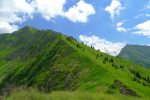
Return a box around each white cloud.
[133,20,150,37]
[65,0,95,23]
[0,0,95,33]
[32,0,95,22]
[116,27,126,33]
[0,21,19,33]
[33,0,66,20]
[79,35,125,56]
[0,0,34,22]
[105,0,123,19]
[134,14,150,19]
[116,22,127,32]
[0,0,34,33]
[33,0,95,23]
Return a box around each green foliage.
[130,69,150,87]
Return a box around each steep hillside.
[119,44,150,68]
[0,26,150,99]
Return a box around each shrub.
[96,54,99,59]
[110,58,114,63]
[143,82,146,86]
[135,72,141,79]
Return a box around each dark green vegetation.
[0,26,150,99]
[119,44,150,68]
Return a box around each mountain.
[119,44,150,68]
[0,26,150,99]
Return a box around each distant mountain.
[119,44,150,68]
[0,26,150,99]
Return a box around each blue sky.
[0,0,150,56]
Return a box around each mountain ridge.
[0,26,150,99]
[119,44,150,68]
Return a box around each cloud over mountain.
[79,35,125,56]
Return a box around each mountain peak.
[22,26,34,29]
[13,26,38,34]
[20,26,38,31]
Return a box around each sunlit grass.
[5,88,146,100]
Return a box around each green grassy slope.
[0,26,150,99]
[119,44,150,68]
[5,88,144,100]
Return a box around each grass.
[5,88,145,100]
